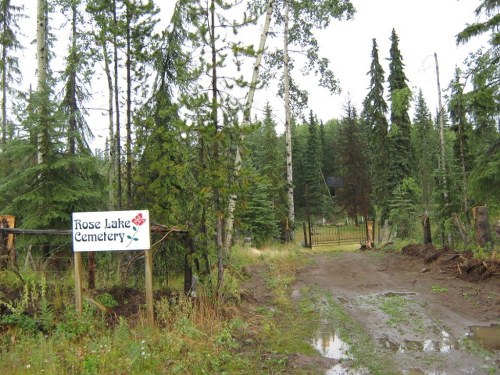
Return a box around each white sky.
[297,0,487,123]
[17,0,487,148]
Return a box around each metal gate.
[303,222,371,247]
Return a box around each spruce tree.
[0,0,104,238]
[303,110,324,216]
[362,38,390,220]
[59,0,94,155]
[448,68,473,223]
[336,101,371,225]
[412,89,437,208]
[388,28,413,191]
[0,0,24,146]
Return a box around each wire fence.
[0,226,194,292]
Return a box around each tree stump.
[422,215,432,245]
[472,206,492,247]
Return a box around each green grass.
[431,285,449,293]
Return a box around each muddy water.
[312,330,351,360]
[311,329,370,374]
[379,329,459,354]
[469,324,500,351]
[310,298,500,375]
[296,252,500,374]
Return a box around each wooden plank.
[144,249,154,327]
[74,252,84,314]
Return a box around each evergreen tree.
[291,118,307,212]
[388,177,420,239]
[336,101,371,225]
[133,0,194,225]
[456,0,499,48]
[388,28,412,190]
[250,104,287,217]
[303,110,324,215]
[412,89,437,208]
[238,162,280,247]
[0,0,24,145]
[124,0,159,208]
[448,68,473,222]
[362,38,390,220]
[59,0,94,155]
[0,0,104,238]
[464,50,499,157]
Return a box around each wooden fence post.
[74,252,84,314]
[367,220,374,248]
[303,223,308,248]
[144,248,154,327]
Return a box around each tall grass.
[0,241,311,374]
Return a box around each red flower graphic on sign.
[132,213,146,226]
[127,213,147,247]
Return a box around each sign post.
[72,210,152,325]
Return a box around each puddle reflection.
[380,329,458,354]
[312,331,351,360]
[326,364,370,374]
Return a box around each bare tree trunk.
[125,5,132,208]
[284,1,294,239]
[1,1,7,146]
[422,214,432,245]
[208,0,224,298]
[36,0,48,165]
[456,116,470,226]
[113,0,122,209]
[223,0,274,250]
[68,3,77,155]
[100,26,115,209]
[434,53,450,243]
[452,212,468,246]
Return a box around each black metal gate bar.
[308,223,368,246]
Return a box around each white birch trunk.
[284,1,295,233]
[223,0,275,250]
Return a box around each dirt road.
[293,251,500,374]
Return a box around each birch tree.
[225,0,354,247]
[272,0,355,237]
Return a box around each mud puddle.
[468,324,500,351]
[295,252,500,374]
[312,328,370,374]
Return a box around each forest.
[0,0,498,373]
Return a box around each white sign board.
[72,210,150,252]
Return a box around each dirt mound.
[401,244,500,282]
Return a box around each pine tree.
[388,29,412,191]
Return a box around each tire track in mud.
[293,251,500,375]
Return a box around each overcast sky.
[19,0,487,147]
[273,0,487,126]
